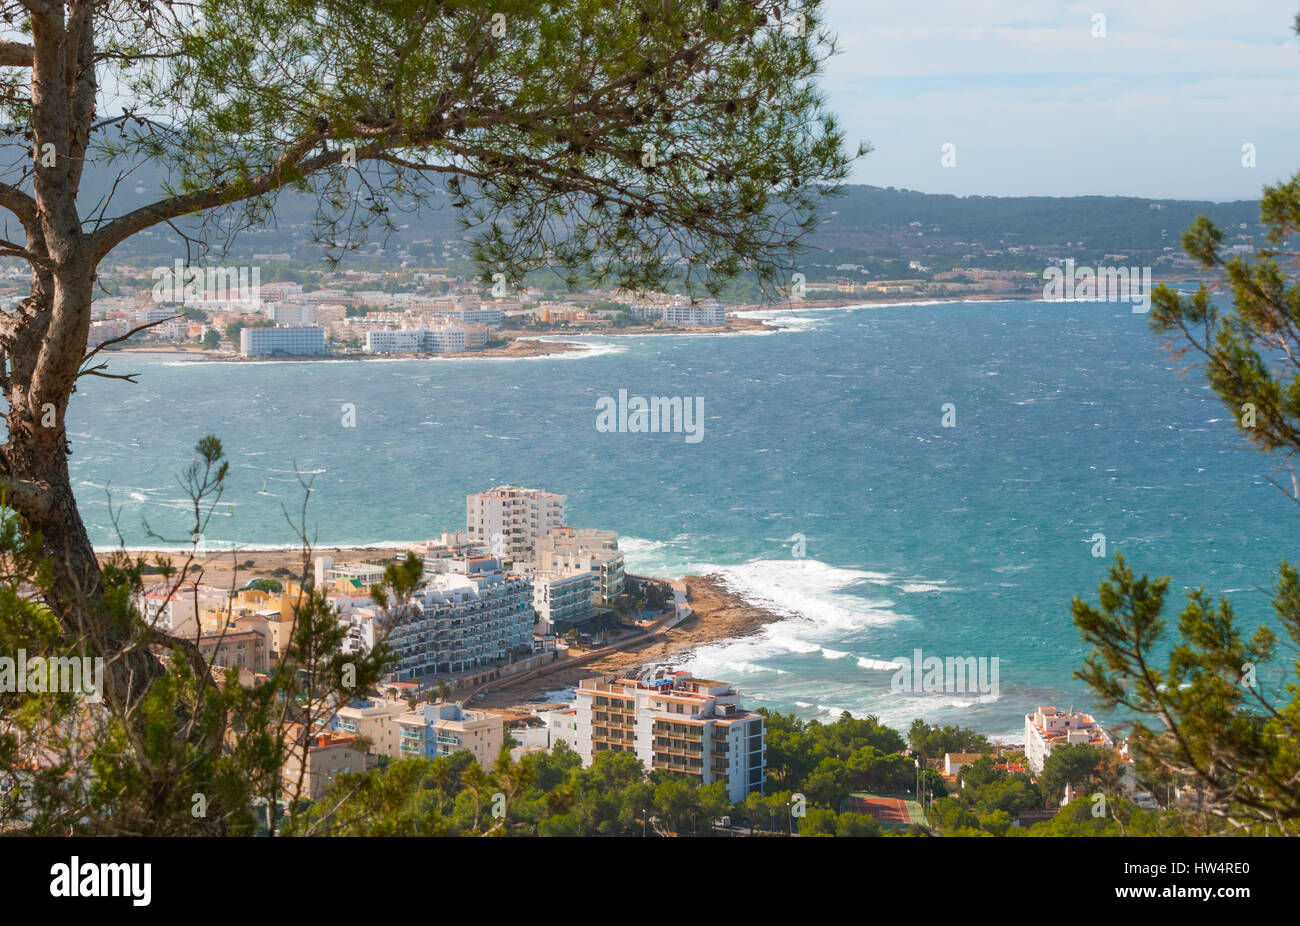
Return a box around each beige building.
[398,703,504,767]
[333,697,410,757]
[193,628,269,675]
[282,729,366,802]
[535,526,625,602]
[334,698,504,767]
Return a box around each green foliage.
[0,437,402,834]
[245,578,283,594]
[907,719,992,760]
[1074,72,1300,830]
[760,709,906,786]
[78,0,863,295]
[1072,555,1300,833]
[1038,745,1111,807]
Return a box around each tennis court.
[846,792,928,829]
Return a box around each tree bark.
[4,270,162,713]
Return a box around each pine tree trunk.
[4,269,162,712]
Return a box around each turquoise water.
[69,300,1292,738]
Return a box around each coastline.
[102,293,1035,363]
[113,336,584,361]
[474,574,782,716]
[107,546,783,716]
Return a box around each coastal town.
[113,483,1192,836]
[0,1,1288,907]
[0,251,1066,363]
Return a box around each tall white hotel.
[466,485,567,565]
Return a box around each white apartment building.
[1024,705,1114,775]
[364,325,469,354]
[466,485,567,564]
[88,319,130,347]
[338,557,533,683]
[447,307,502,329]
[135,305,176,325]
[535,526,625,601]
[364,327,427,354]
[628,296,725,326]
[538,708,580,751]
[533,570,596,635]
[574,670,766,803]
[240,325,327,356]
[661,299,725,326]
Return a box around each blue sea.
[69,299,1293,739]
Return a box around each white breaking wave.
[707,558,908,633]
[671,558,922,682]
[899,581,958,593]
[857,657,904,671]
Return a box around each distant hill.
[810,186,1260,254]
[60,162,1262,269]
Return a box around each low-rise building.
[628,295,725,326]
[314,557,387,590]
[334,698,503,766]
[192,628,269,675]
[943,752,987,777]
[139,583,229,637]
[364,325,473,354]
[396,702,504,766]
[539,708,580,751]
[333,697,410,757]
[415,532,490,574]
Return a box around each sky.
[822,0,1300,200]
